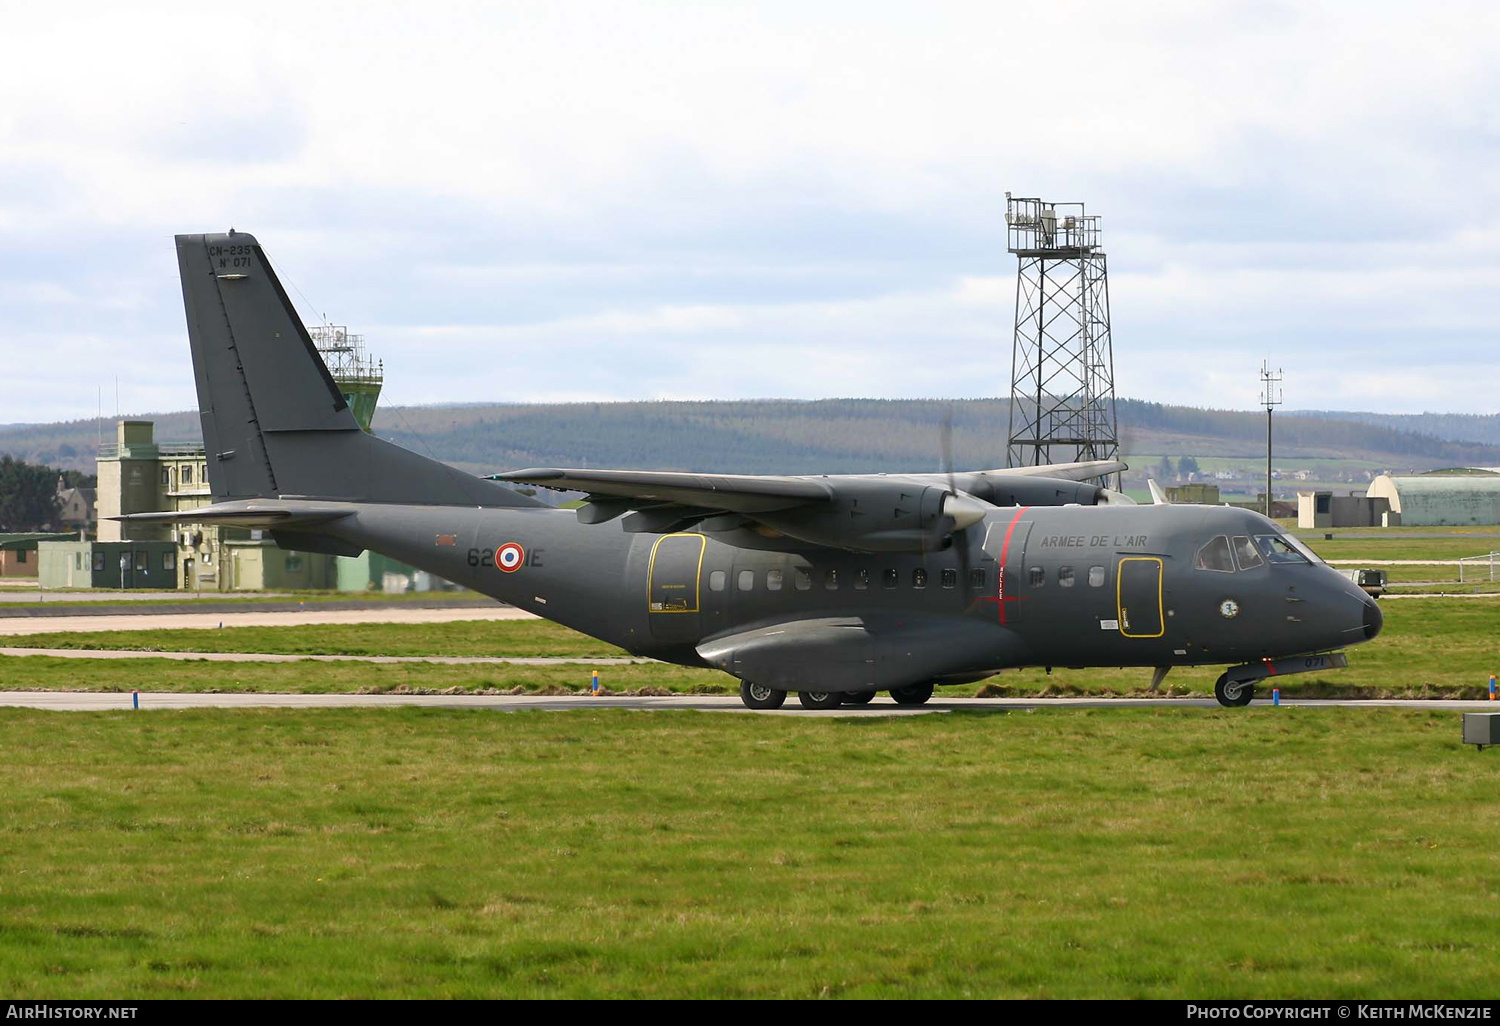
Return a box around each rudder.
[176,231,536,509]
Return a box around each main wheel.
[889,682,935,706]
[797,690,844,709]
[740,681,787,710]
[1214,673,1255,708]
[842,691,876,706]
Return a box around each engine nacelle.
[749,481,987,552]
[963,475,1106,508]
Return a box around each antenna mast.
[1259,360,1284,518]
[1004,193,1119,474]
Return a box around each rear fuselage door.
[1117,556,1164,638]
[648,533,706,641]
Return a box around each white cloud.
[2,1,1499,424]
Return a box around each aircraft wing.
[978,459,1127,482]
[491,468,831,515]
[492,464,1118,552]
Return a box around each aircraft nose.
[1362,595,1383,641]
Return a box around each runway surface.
[1,692,1494,716]
[0,605,538,636]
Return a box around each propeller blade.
[941,407,974,591]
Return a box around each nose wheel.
[1214,673,1255,708]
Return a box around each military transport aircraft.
[119,232,1383,710]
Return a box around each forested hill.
[1289,409,1500,448]
[6,399,1500,478]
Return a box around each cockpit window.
[1254,534,1311,565]
[1193,535,1235,573]
[1232,536,1263,571]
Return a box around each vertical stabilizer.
[175,232,538,508]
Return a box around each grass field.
[2,598,1495,698]
[4,620,624,658]
[0,589,489,610]
[0,707,1495,998]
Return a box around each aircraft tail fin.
[175,232,538,508]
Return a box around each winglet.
[1147,479,1171,505]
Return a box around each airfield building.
[41,327,436,592]
[1365,473,1500,527]
[0,533,75,578]
[1296,490,1395,529]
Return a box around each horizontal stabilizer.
[111,498,355,530]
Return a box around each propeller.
[940,409,982,592]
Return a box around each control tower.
[1004,194,1119,470]
[310,325,384,433]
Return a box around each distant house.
[55,477,96,531]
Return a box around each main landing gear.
[739,681,787,709]
[889,682,935,706]
[735,682,937,710]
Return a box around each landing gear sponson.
[1213,651,1349,708]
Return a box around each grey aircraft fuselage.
[137,230,1383,709]
[322,499,1381,692]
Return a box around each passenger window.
[1193,535,1235,573]
[824,569,839,590]
[1232,536,1263,571]
[882,568,899,589]
[969,567,986,590]
[854,569,869,590]
[766,569,783,591]
[941,568,957,589]
[1028,566,1045,587]
[709,570,726,592]
[737,570,755,591]
[1058,566,1075,588]
[912,568,927,589]
[1088,565,1105,588]
[794,567,812,591]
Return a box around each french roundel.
[496,542,525,573]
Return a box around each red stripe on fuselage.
[997,506,1030,625]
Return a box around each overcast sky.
[3,1,1498,425]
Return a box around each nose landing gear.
[1212,651,1350,707]
[1214,673,1255,708]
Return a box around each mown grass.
[0,589,489,610]
[4,620,622,658]
[0,657,721,696]
[1,598,1495,699]
[1301,537,1500,561]
[0,707,1495,998]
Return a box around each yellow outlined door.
[648,534,706,641]
[1117,557,1164,638]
